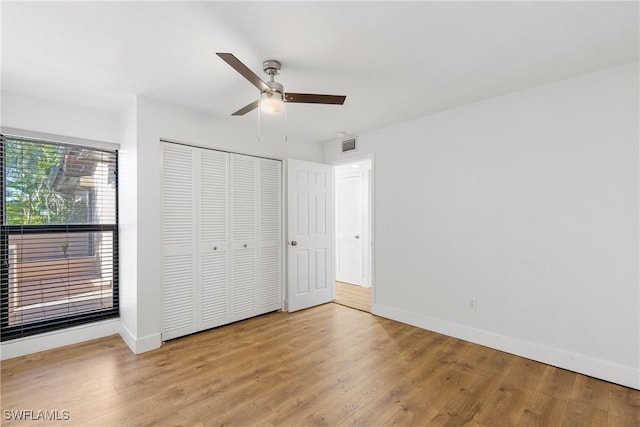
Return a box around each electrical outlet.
[469,297,478,310]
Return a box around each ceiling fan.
[216,52,346,116]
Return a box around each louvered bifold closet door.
[199,149,230,330]
[162,145,282,339]
[230,154,259,321]
[258,159,282,312]
[161,143,197,340]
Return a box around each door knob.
[291,241,298,246]
[354,235,360,239]
[243,244,247,248]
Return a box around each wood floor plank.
[535,366,577,401]
[474,385,533,426]
[517,391,569,426]
[609,383,640,423]
[1,303,638,427]
[562,399,608,427]
[501,357,547,393]
[570,374,611,411]
[265,330,393,424]
[426,372,502,426]
[385,368,482,426]
[609,412,640,427]
[450,344,515,380]
[299,361,408,426]
[337,374,426,426]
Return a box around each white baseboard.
[0,319,120,360]
[119,323,161,354]
[372,303,639,390]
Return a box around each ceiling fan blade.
[232,100,259,116]
[285,93,346,105]
[216,52,270,92]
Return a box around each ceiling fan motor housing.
[263,59,281,76]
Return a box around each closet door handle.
[243,244,247,248]
[213,246,217,251]
[354,235,360,239]
[291,241,298,246]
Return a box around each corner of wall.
[119,322,161,355]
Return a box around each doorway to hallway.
[333,158,373,313]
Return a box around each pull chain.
[284,101,288,143]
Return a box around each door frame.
[331,154,375,307]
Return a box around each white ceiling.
[2,1,638,144]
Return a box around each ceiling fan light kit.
[260,91,284,114]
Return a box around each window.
[1,133,119,340]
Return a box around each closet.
[161,142,282,340]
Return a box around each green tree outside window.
[5,140,88,225]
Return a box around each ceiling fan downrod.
[262,59,284,97]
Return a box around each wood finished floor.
[1,303,639,426]
[334,281,371,312]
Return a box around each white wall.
[1,91,120,143]
[324,61,640,389]
[117,97,140,351]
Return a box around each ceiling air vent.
[341,137,357,153]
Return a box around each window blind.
[1,134,119,340]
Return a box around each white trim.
[372,303,640,390]
[0,318,120,360]
[159,137,281,162]
[283,159,290,312]
[119,322,138,354]
[119,323,161,354]
[133,333,162,354]
[281,160,287,313]
[1,127,120,151]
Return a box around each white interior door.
[335,173,364,285]
[287,159,334,312]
